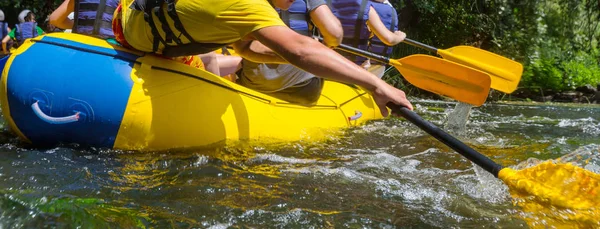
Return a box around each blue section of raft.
[5,36,138,147]
[0,55,8,74]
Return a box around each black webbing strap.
[280,1,311,36]
[342,37,368,46]
[354,0,368,50]
[15,24,22,42]
[383,9,397,55]
[142,0,167,52]
[93,0,108,35]
[165,0,195,43]
[280,10,291,27]
[73,0,81,33]
[290,14,310,22]
[155,3,177,44]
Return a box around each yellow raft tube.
[0,33,383,151]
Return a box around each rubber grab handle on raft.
[348,111,363,121]
[387,103,504,177]
[32,101,80,124]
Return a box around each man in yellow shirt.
[115,0,412,116]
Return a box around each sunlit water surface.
[0,100,598,228]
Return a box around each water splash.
[558,118,600,136]
[445,102,473,135]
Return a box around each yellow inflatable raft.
[0,33,383,151]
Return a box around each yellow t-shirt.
[120,0,286,53]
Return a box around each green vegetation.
[388,0,600,93]
[0,190,149,228]
[0,0,63,28]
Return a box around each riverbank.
[497,83,600,104]
[401,83,600,105]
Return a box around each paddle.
[334,43,491,106]
[387,103,502,175]
[403,38,523,93]
[387,103,600,216]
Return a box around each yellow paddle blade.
[391,55,491,106]
[499,162,600,227]
[438,46,523,93]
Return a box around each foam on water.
[558,117,600,136]
[273,145,517,226]
[247,154,321,165]
[206,223,231,229]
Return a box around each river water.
[0,100,598,228]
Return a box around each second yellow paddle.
[403,38,523,93]
[335,43,491,106]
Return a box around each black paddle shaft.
[387,103,504,177]
[333,43,391,64]
[402,38,438,53]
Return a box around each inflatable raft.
[0,33,383,151]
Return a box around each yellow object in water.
[0,33,383,151]
[499,161,600,227]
